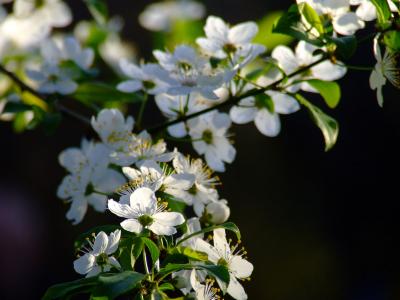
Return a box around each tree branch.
[147,55,328,133]
[0,64,91,125]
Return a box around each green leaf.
[176,222,241,246]
[328,35,357,60]
[273,4,324,46]
[253,11,294,50]
[158,192,187,213]
[92,271,145,299]
[158,283,175,291]
[74,225,121,251]
[84,0,108,25]
[370,0,391,26]
[383,30,400,51]
[73,82,143,106]
[42,277,97,300]
[142,237,160,265]
[296,94,339,151]
[168,246,208,261]
[159,264,230,286]
[3,102,32,113]
[306,79,341,108]
[298,2,324,34]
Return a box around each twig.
[147,56,328,133]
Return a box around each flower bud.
[206,199,230,224]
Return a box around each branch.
[0,64,91,125]
[147,55,328,133]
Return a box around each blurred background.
[1,0,400,299]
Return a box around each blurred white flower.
[57,139,126,224]
[26,64,78,95]
[297,0,364,35]
[197,16,263,60]
[117,59,170,95]
[74,230,121,277]
[188,111,236,172]
[139,0,205,32]
[350,0,398,22]
[108,187,185,235]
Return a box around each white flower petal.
[153,212,185,227]
[121,219,143,233]
[130,187,157,215]
[148,223,176,236]
[270,93,300,114]
[92,231,109,255]
[230,105,257,124]
[254,109,281,137]
[229,256,254,279]
[106,230,121,255]
[108,199,137,219]
[117,80,143,93]
[333,12,364,36]
[228,22,258,45]
[73,253,95,275]
[227,275,248,300]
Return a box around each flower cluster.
[1,0,400,299]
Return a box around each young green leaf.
[370,0,392,26]
[296,94,339,151]
[168,246,208,261]
[92,271,145,299]
[42,277,97,300]
[142,237,160,265]
[84,0,109,25]
[298,2,324,34]
[328,35,357,60]
[306,79,341,108]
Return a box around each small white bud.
[206,199,230,224]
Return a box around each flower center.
[96,253,109,266]
[202,129,213,144]
[223,43,237,54]
[188,184,197,195]
[217,257,228,267]
[138,214,154,227]
[178,61,192,72]
[143,80,156,90]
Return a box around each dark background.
[1,1,400,299]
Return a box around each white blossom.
[57,139,125,224]
[120,159,195,204]
[205,199,230,224]
[74,230,121,277]
[117,59,170,95]
[139,0,205,32]
[195,229,253,300]
[188,111,236,172]
[108,187,185,235]
[297,0,364,35]
[369,36,400,107]
[230,91,300,137]
[173,153,219,216]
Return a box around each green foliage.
[253,11,294,50]
[296,94,339,151]
[370,0,392,27]
[327,35,357,60]
[84,0,109,25]
[142,237,160,266]
[42,277,98,300]
[273,4,324,46]
[306,79,341,108]
[92,272,146,299]
[383,30,400,51]
[168,246,208,261]
[2,101,32,113]
[297,2,324,35]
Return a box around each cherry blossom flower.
[74,230,121,277]
[108,187,185,235]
